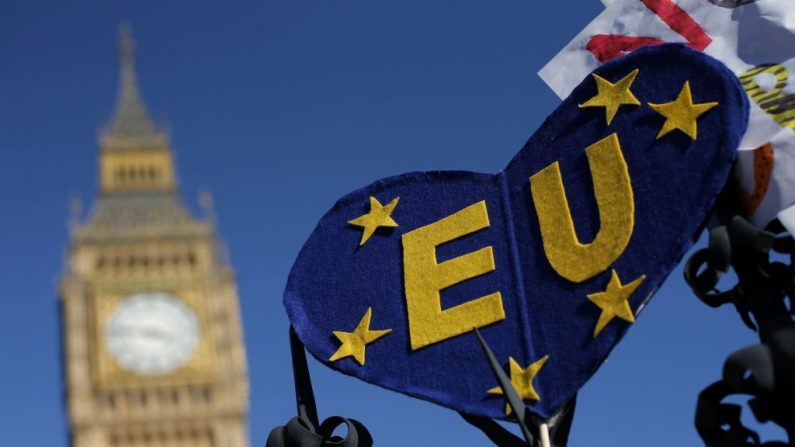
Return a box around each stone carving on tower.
[60,24,249,447]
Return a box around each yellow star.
[649,81,718,140]
[579,69,641,125]
[348,196,399,246]
[329,307,392,366]
[487,355,549,415]
[587,270,646,337]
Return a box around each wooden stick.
[539,422,551,447]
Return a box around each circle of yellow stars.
[332,70,714,415]
[329,197,401,367]
[580,69,719,140]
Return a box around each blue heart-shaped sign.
[284,44,749,419]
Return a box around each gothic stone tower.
[60,25,249,447]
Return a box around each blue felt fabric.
[283,44,749,420]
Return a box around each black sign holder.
[265,326,575,447]
[265,328,373,447]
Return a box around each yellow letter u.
[529,133,634,283]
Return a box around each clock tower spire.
[103,23,164,146]
[97,24,176,194]
[60,24,250,447]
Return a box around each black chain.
[684,213,795,446]
[265,328,374,447]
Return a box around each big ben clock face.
[104,292,200,376]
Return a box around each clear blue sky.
[0,0,776,445]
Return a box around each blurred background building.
[58,25,249,447]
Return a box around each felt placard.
[284,44,749,420]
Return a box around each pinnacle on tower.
[100,22,168,150]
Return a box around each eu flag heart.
[283,44,749,420]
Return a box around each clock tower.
[60,25,249,447]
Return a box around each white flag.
[539,0,795,230]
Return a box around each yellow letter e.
[402,200,505,351]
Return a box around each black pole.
[265,327,373,447]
